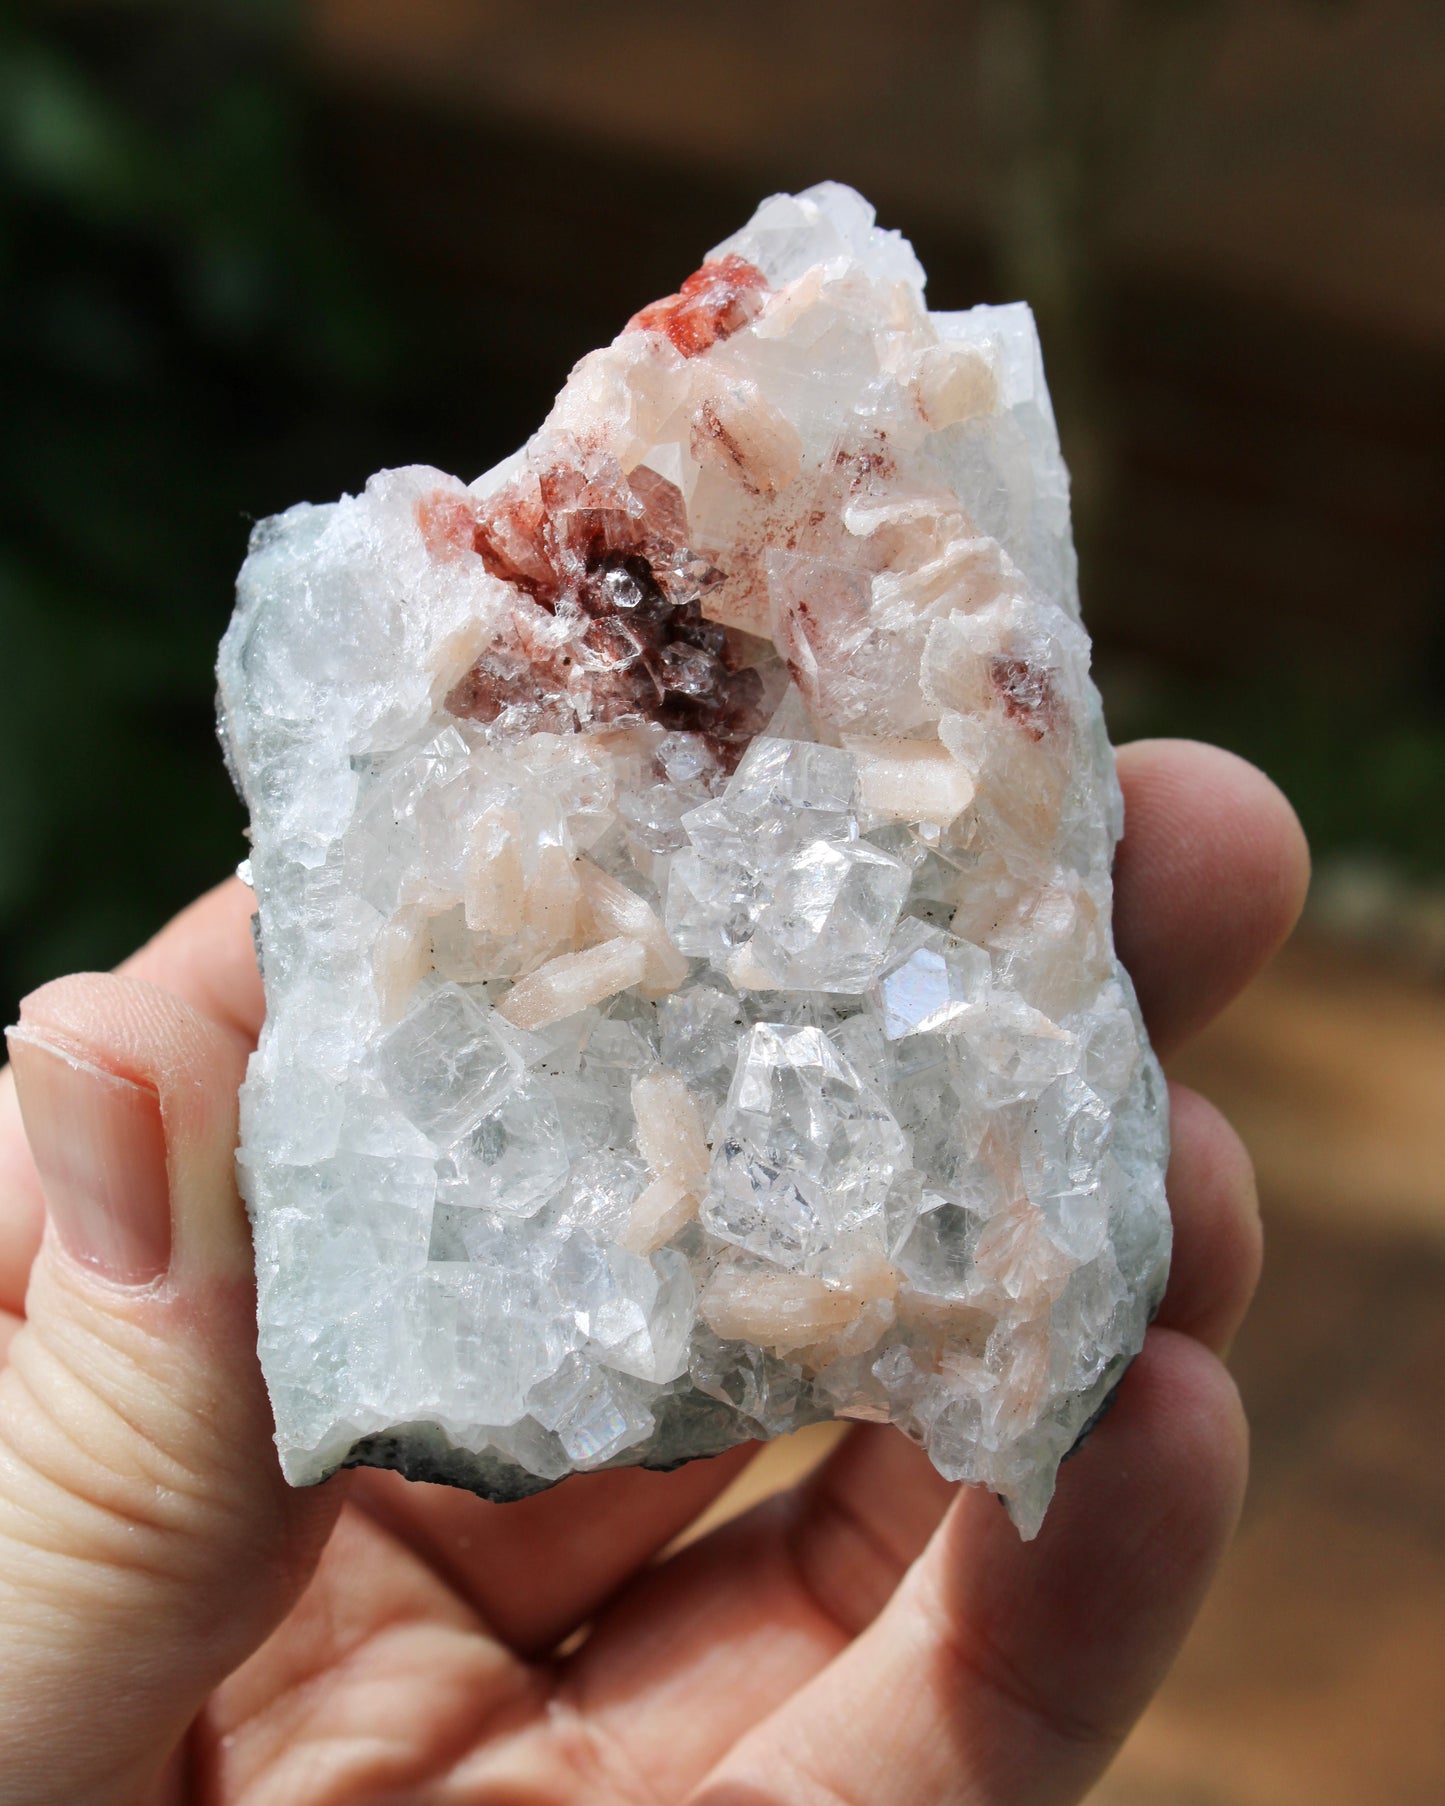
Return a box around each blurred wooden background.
[1095,942,1445,1805]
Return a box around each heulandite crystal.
[218,183,1170,1537]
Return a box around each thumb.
[1,974,342,1806]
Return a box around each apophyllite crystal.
[218,183,1170,1537]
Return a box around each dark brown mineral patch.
[990,655,1062,741]
[422,453,772,764]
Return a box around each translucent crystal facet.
[219,182,1170,1537]
[706,1023,909,1273]
[871,920,992,1039]
[378,983,529,1142]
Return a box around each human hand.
[0,739,1308,1806]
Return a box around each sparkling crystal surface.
[218,183,1171,1536]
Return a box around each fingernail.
[5,1028,171,1285]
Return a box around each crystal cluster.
[218,184,1170,1536]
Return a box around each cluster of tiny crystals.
[218,184,1170,1537]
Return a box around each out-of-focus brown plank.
[1093,1237,1445,1805]
[310,0,1445,352]
[1092,940,1445,1804]
[1169,937,1445,1244]
[1222,1208,1441,1507]
[1094,1454,1445,1806]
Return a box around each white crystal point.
[218,183,1170,1537]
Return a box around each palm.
[0,741,1306,1805]
[198,1435,936,1800]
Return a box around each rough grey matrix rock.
[218,183,1170,1537]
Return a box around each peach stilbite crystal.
[218,183,1170,1535]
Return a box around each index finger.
[1114,738,1310,1055]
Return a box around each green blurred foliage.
[1116,673,1445,885]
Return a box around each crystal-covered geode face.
[218,183,1170,1538]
